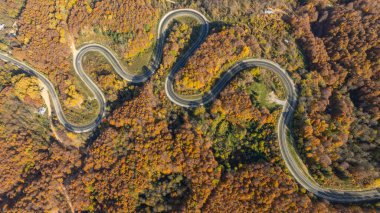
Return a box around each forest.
[290,0,379,188]
[0,0,379,212]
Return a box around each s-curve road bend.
[0,9,379,203]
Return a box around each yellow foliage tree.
[64,84,84,108]
[12,75,41,101]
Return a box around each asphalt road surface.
[0,9,379,203]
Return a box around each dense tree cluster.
[74,82,221,211]
[172,1,304,96]
[0,68,82,211]
[203,163,374,212]
[68,0,158,60]
[82,52,129,102]
[207,69,283,170]
[204,163,314,212]
[162,21,193,69]
[0,0,25,19]
[174,26,258,95]
[291,0,379,186]
[9,0,94,124]
[5,0,159,124]
[136,173,189,212]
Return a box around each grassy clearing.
[258,69,287,99]
[244,68,286,111]
[75,27,154,75]
[321,174,370,191]
[248,81,277,110]
[176,16,199,26]
[61,92,100,127]
[62,100,100,126]
[125,44,155,74]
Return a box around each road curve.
[0,9,379,203]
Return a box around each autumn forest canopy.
[0,0,379,212]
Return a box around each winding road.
[0,9,379,203]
